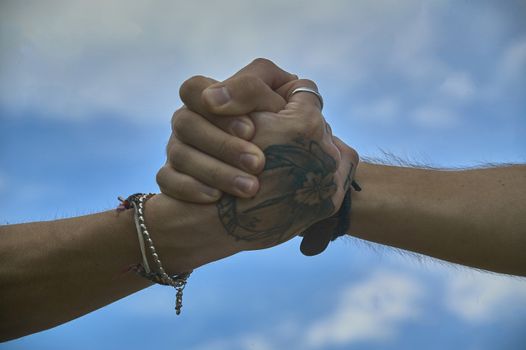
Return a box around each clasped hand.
[147,59,358,273]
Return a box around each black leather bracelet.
[299,180,361,256]
[331,180,362,241]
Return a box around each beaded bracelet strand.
[117,193,191,315]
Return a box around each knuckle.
[179,75,208,101]
[156,166,169,188]
[171,113,183,132]
[169,146,188,170]
[170,106,186,130]
[156,166,181,198]
[181,75,208,90]
[251,57,275,69]
[171,110,193,136]
[165,134,175,157]
[170,110,179,130]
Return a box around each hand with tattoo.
[157,58,359,251]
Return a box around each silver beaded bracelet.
[118,193,191,315]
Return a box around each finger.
[277,79,323,111]
[179,77,256,140]
[202,74,287,115]
[229,58,298,90]
[180,58,298,137]
[157,164,222,203]
[168,139,260,197]
[173,107,265,174]
[200,58,297,114]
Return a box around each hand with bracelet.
[158,58,360,255]
[0,59,358,340]
[161,59,526,279]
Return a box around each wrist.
[348,163,446,250]
[348,163,413,242]
[142,193,242,273]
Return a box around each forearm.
[0,193,246,341]
[0,209,149,340]
[350,163,526,276]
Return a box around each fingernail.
[201,185,222,199]
[240,153,260,172]
[234,176,256,194]
[231,120,252,139]
[203,86,231,107]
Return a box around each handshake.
[1,59,363,339]
[4,58,523,341]
[143,58,360,279]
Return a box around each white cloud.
[389,2,448,84]
[353,97,400,125]
[189,269,425,350]
[445,270,526,323]
[305,271,424,348]
[0,0,459,123]
[480,37,526,102]
[439,72,476,101]
[0,0,276,122]
[499,38,526,83]
[411,105,460,129]
[193,333,275,350]
[188,266,526,350]
[0,0,522,142]
[236,335,274,350]
[192,334,276,350]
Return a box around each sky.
[1,0,525,349]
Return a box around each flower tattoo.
[217,138,337,246]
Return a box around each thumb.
[201,58,298,115]
[202,75,287,115]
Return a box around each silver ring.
[288,87,324,110]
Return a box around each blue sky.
[1,1,525,349]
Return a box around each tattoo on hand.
[217,137,337,246]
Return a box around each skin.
[351,163,526,276]
[0,59,358,340]
[160,59,526,277]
